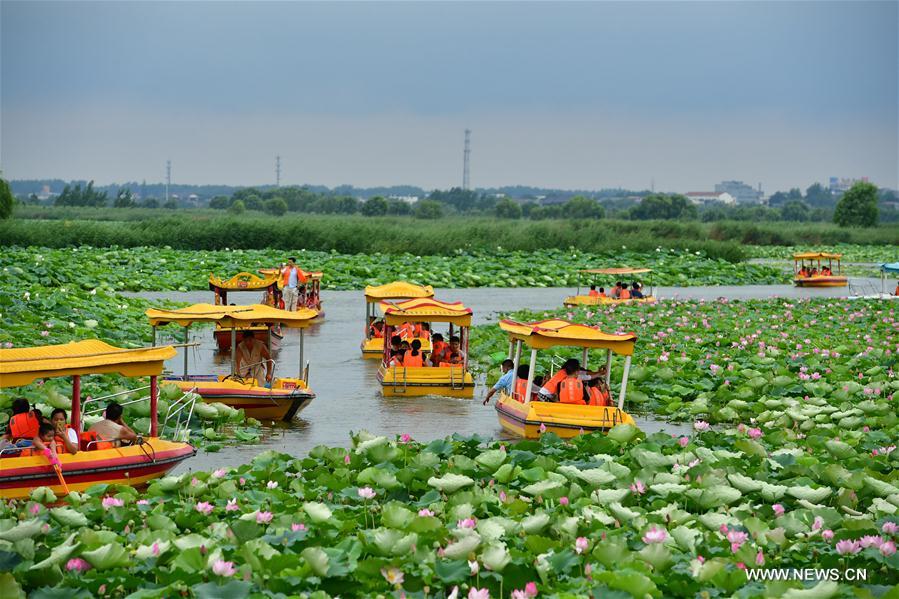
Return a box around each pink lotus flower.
[678,436,689,448]
[256,511,273,524]
[381,567,405,586]
[693,420,710,432]
[30,504,41,515]
[40,330,49,337]
[511,582,539,599]
[212,468,227,478]
[418,508,435,517]
[772,504,785,517]
[642,526,667,544]
[66,557,91,572]
[212,559,236,577]
[726,530,748,552]
[630,479,646,494]
[559,496,569,506]
[266,480,278,490]
[812,516,823,531]
[499,490,507,502]
[835,539,861,555]
[195,501,214,515]
[291,523,306,532]
[822,529,834,541]
[225,498,239,512]
[151,542,161,556]
[755,550,764,566]
[357,487,376,500]
[859,535,883,548]
[748,428,762,439]
[468,559,479,575]
[457,518,477,529]
[882,522,899,535]
[137,499,149,506]
[468,589,490,599]
[400,433,412,443]
[102,497,124,509]
[881,541,897,556]
[575,536,589,554]
[539,423,547,433]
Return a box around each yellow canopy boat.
[0,340,196,500]
[258,266,325,315]
[792,252,848,287]
[563,268,656,306]
[146,303,319,421]
[376,297,474,398]
[209,271,285,352]
[361,281,435,359]
[493,318,638,439]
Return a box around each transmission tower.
[276,155,282,187]
[165,160,171,203]
[462,129,471,190]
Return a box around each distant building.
[713,180,762,204]
[685,191,736,206]
[829,176,869,194]
[36,184,54,201]
[388,195,419,204]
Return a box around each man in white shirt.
[89,401,138,446]
[281,257,306,312]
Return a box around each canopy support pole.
[151,325,157,347]
[266,327,272,354]
[71,375,82,434]
[618,355,632,410]
[523,348,537,405]
[510,339,522,399]
[462,327,469,370]
[604,349,612,387]
[365,302,370,338]
[299,329,305,379]
[582,347,588,369]
[230,329,237,375]
[183,325,190,380]
[150,375,158,437]
[507,340,514,359]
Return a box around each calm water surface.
[129,282,884,473]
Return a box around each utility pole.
[462,129,471,190]
[276,155,282,187]
[651,178,655,193]
[165,160,171,204]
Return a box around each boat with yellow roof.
[361,281,435,359]
[792,252,848,287]
[563,268,656,306]
[146,303,319,421]
[493,318,638,439]
[258,266,325,316]
[0,340,196,499]
[376,297,474,398]
[209,271,285,352]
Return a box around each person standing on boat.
[281,257,307,312]
[482,359,514,405]
[236,330,273,386]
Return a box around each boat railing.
[81,385,152,417]
[163,387,199,442]
[449,364,464,390]
[303,361,310,386]
[390,362,408,393]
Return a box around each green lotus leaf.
[29,532,78,570]
[443,532,481,559]
[173,534,211,551]
[302,502,333,523]
[381,503,415,529]
[29,487,57,504]
[609,502,641,521]
[781,581,840,599]
[786,486,832,503]
[50,507,89,528]
[557,465,616,486]
[727,473,763,493]
[427,473,475,493]
[521,479,565,497]
[607,424,638,444]
[0,519,43,542]
[134,539,171,560]
[481,542,511,571]
[82,542,130,570]
[591,488,631,504]
[521,512,551,534]
[474,448,506,471]
[696,486,742,509]
[649,483,688,497]
[301,546,329,577]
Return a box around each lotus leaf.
[427,473,475,493]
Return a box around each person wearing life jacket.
[895,282,899,296]
[482,359,514,405]
[588,285,600,298]
[429,333,447,365]
[513,365,536,403]
[586,377,610,407]
[50,408,79,454]
[396,322,416,341]
[630,282,644,299]
[8,398,40,444]
[557,362,586,404]
[369,319,385,339]
[438,335,465,367]
[280,257,308,312]
[418,322,431,339]
[619,284,631,300]
[89,401,138,447]
[403,340,426,367]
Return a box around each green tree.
[629,194,696,220]
[209,196,231,210]
[563,195,604,219]
[494,198,522,219]
[428,187,480,212]
[781,200,809,222]
[335,196,360,214]
[0,177,13,219]
[414,199,443,219]
[229,199,246,215]
[244,195,263,211]
[113,188,136,208]
[265,197,288,216]
[163,198,178,209]
[804,182,833,208]
[386,199,412,215]
[143,198,159,208]
[361,196,388,216]
[834,181,879,227]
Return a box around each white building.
[714,180,763,204]
[685,191,736,206]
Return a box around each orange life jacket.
[542,370,567,395]
[9,412,39,440]
[558,377,585,404]
[588,290,599,297]
[54,425,76,453]
[369,323,384,338]
[619,289,631,300]
[281,266,307,287]
[514,378,529,402]
[80,430,113,451]
[431,342,447,361]
[397,323,415,340]
[412,324,423,338]
[587,386,610,407]
[403,352,424,367]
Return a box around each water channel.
[127,280,886,473]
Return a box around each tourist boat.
[792,252,848,287]
[258,266,325,317]
[146,303,319,421]
[376,297,474,398]
[849,262,899,300]
[563,268,656,306]
[0,340,196,500]
[494,319,638,439]
[361,281,435,359]
[210,271,284,352]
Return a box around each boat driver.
[235,330,274,387]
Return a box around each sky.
[1,1,897,193]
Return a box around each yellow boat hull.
[377,365,474,398]
[563,295,656,307]
[0,438,195,500]
[793,277,848,288]
[361,337,432,359]
[168,377,314,421]
[495,392,635,439]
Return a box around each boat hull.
[563,295,656,307]
[0,438,195,500]
[495,392,635,439]
[214,325,283,352]
[377,365,474,398]
[168,377,314,421]
[361,337,432,359]
[793,277,848,288]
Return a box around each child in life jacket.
[7,398,40,447]
[50,408,79,454]
[403,340,426,367]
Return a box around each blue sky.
[2,1,896,192]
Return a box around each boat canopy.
[258,268,323,282]
[379,297,472,326]
[209,272,279,291]
[365,281,435,303]
[0,340,176,388]
[881,262,899,273]
[793,252,842,261]
[578,267,652,275]
[146,303,318,328]
[499,318,637,355]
